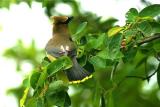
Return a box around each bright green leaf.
[126,8,138,22]
[108,26,123,37]
[47,56,72,76]
[22,77,30,87]
[139,4,160,17]
[137,21,152,36]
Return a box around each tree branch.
[118,63,160,87]
[137,33,160,46]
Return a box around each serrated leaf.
[108,27,123,37]
[126,8,138,22]
[137,21,152,36]
[72,22,87,41]
[46,80,68,95]
[139,4,160,17]
[30,72,41,89]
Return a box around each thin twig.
[118,63,160,87]
[137,33,160,46]
[126,70,157,80]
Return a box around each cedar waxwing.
[45,16,92,83]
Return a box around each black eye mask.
[57,16,73,24]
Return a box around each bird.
[45,16,92,84]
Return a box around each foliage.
[1,0,160,107]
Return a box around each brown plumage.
[45,16,92,83]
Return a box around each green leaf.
[47,56,72,76]
[93,83,101,107]
[46,91,71,107]
[108,26,123,37]
[85,33,106,50]
[26,0,32,7]
[37,71,48,88]
[137,21,152,36]
[61,56,73,70]
[22,77,30,87]
[89,56,106,68]
[26,98,44,107]
[125,8,138,22]
[47,60,64,75]
[97,48,123,61]
[72,22,87,41]
[153,39,160,52]
[46,80,68,95]
[123,46,137,63]
[106,34,123,60]
[41,57,50,67]
[97,49,108,59]
[107,91,114,107]
[30,72,41,89]
[150,22,160,34]
[139,4,160,17]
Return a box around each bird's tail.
[66,56,92,84]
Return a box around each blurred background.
[0,0,160,107]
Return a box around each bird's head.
[51,16,73,24]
